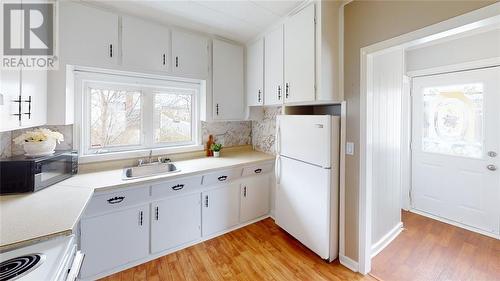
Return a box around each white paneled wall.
[369,48,404,253]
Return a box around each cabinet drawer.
[242,163,274,177]
[202,168,242,186]
[84,186,150,217]
[151,176,203,198]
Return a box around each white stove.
[0,235,84,281]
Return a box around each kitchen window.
[76,70,202,158]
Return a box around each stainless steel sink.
[122,162,180,180]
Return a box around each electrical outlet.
[346,142,355,155]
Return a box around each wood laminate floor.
[102,211,500,281]
[100,218,373,281]
[371,210,500,281]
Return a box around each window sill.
[78,145,205,164]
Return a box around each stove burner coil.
[0,254,44,281]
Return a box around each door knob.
[487,164,497,171]
[488,151,497,157]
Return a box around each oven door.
[35,153,75,190]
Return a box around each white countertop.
[0,149,274,250]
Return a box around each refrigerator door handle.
[276,120,281,155]
[275,155,281,184]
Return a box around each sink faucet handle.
[138,159,144,166]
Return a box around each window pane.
[422,83,483,158]
[90,88,141,149]
[154,91,193,144]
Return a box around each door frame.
[358,3,500,275]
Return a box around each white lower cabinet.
[151,193,202,253]
[80,205,149,278]
[202,183,241,237]
[240,175,271,223]
[79,162,273,279]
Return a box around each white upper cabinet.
[212,39,245,120]
[122,16,170,72]
[171,31,209,78]
[246,38,264,106]
[284,4,316,104]
[21,70,47,128]
[0,69,21,132]
[264,25,284,106]
[59,2,119,67]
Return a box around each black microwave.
[0,150,78,195]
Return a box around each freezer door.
[277,115,331,167]
[275,156,331,259]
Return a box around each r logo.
[3,3,54,56]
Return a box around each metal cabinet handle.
[21,96,32,119]
[109,44,113,58]
[107,196,125,204]
[254,168,262,174]
[488,151,497,158]
[172,184,184,191]
[205,195,209,207]
[163,54,166,65]
[285,83,289,98]
[243,186,247,197]
[175,56,179,67]
[12,94,22,125]
[155,206,159,221]
[258,90,262,103]
[216,103,219,115]
[487,164,497,171]
[218,175,227,181]
[277,85,281,100]
[139,211,143,226]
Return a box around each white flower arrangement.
[13,128,64,146]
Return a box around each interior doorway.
[358,3,500,275]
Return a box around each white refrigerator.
[275,115,340,261]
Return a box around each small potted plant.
[13,128,64,156]
[210,143,223,158]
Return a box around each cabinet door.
[172,31,209,78]
[122,16,170,72]
[240,175,270,223]
[59,2,118,67]
[0,69,21,132]
[264,25,284,106]
[246,38,264,106]
[202,183,240,236]
[212,39,244,120]
[80,205,149,278]
[284,4,315,103]
[21,70,47,128]
[151,193,201,253]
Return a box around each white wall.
[406,28,500,72]
[369,48,403,250]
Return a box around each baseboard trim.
[371,222,403,258]
[410,209,500,240]
[339,255,359,272]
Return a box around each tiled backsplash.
[1,112,280,158]
[252,107,281,155]
[201,121,252,148]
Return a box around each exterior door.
[411,67,500,236]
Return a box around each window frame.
[74,69,203,161]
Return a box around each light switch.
[346,142,355,155]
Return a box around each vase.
[213,151,220,157]
[23,139,57,156]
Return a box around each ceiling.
[86,0,306,43]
